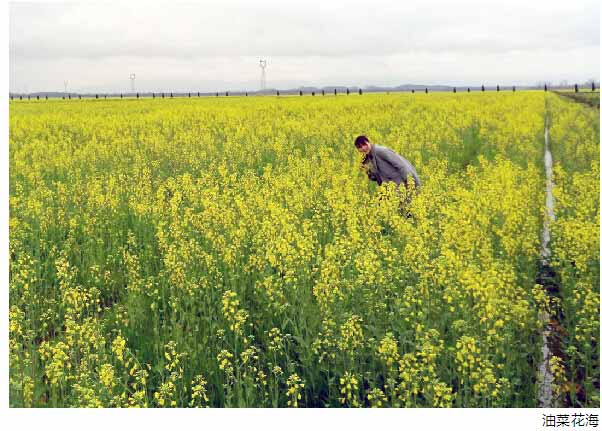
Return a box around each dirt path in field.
[537,116,563,407]
[553,90,600,110]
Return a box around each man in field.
[355,135,421,191]
[355,135,420,218]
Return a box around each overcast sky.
[8,0,600,93]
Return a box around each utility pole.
[259,59,267,91]
[130,73,136,94]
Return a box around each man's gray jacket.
[366,144,421,188]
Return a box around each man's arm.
[360,156,382,184]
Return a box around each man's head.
[354,135,372,154]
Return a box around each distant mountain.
[10,83,538,98]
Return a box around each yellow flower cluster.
[286,373,305,407]
[154,381,177,407]
[217,349,235,385]
[339,372,361,407]
[222,290,249,335]
[337,315,364,356]
[111,335,126,362]
[311,318,338,363]
[99,363,115,389]
[164,340,185,374]
[366,387,387,407]
[189,374,210,407]
[38,341,70,386]
[377,332,400,368]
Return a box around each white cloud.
[9,0,600,92]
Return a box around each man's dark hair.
[354,135,370,148]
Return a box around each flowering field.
[9,92,599,407]
[547,95,600,406]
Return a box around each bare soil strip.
[537,117,563,407]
